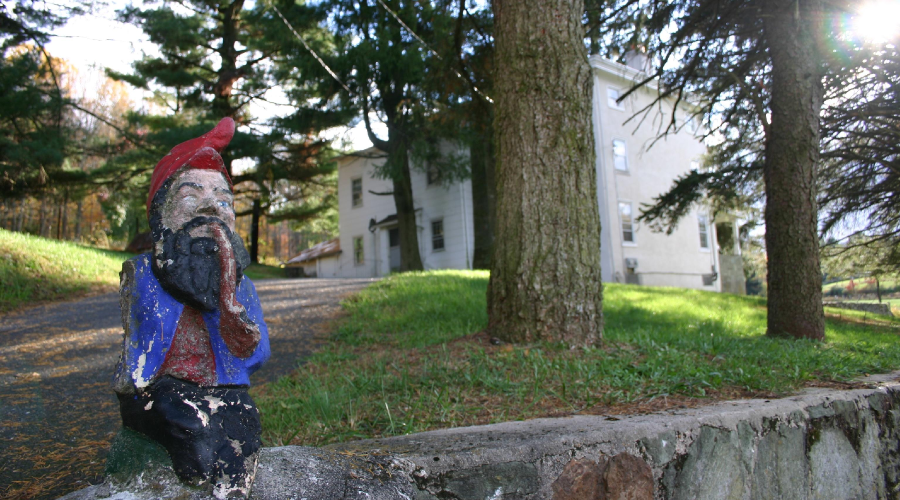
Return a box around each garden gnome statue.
[112,117,270,499]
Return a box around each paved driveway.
[0,278,375,500]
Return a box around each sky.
[46,3,151,76]
[44,1,374,152]
[41,0,900,155]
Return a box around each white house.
[299,145,474,278]
[283,237,341,277]
[589,54,730,291]
[296,55,743,292]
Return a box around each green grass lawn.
[0,229,287,313]
[253,270,900,447]
[0,229,134,313]
[243,263,287,281]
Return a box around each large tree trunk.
[391,147,424,272]
[60,190,69,240]
[471,123,496,270]
[74,200,84,241]
[488,0,603,346]
[39,199,49,237]
[212,0,244,121]
[762,0,825,340]
[250,198,261,263]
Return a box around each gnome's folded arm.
[113,253,270,395]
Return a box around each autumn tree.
[487,0,603,346]
[0,1,75,196]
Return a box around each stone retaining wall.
[63,374,900,500]
[825,301,894,317]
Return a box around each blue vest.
[113,254,270,393]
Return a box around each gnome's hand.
[211,223,261,358]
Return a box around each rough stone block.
[867,392,887,414]
[601,453,654,500]
[640,431,677,466]
[551,458,602,500]
[665,426,748,500]
[856,409,883,500]
[441,461,539,499]
[750,420,808,500]
[809,428,862,500]
[251,447,420,500]
[807,403,835,420]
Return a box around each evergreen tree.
[818,43,900,273]
[276,0,469,272]
[427,0,496,269]
[0,1,78,197]
[607,1,900,327]
[107,0,333,259]
[488,0,603,346]
[599,0,832,340]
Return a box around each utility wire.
[374,0,493,103]
[270,4,352,94]
[271,1,492,104]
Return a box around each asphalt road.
[0,278,375,500]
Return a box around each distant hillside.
[0,229,134,313]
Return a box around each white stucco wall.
[590,55,722,292]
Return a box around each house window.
[619,202,635,244]
[698,214,710,250]
[426,164,441,186]
[431,219,445,251]
[613,139,628,172]
[353,236,364,265]
[351,177,362,207]
[608,87,624,110]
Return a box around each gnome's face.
[162,169,236,236]
[150,168,249,311]
[144,117,247,311]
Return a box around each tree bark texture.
[488,0,603,346]
[212,0,245,121]
[471,126,496,270]
[74,200,83,241]
[391,147,424,272]
[763,0,825,339]
[250,198,261,263]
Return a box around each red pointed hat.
[146,117,235,215]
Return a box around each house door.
[389,227,401,271]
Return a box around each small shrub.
[827,286,845,297]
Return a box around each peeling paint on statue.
[113,118,270,499]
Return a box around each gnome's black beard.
[151,217,251,311]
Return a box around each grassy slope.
[0,229,134,313]
[0,229,287,313]
[254,270,900,447]
[243,263,286,281]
